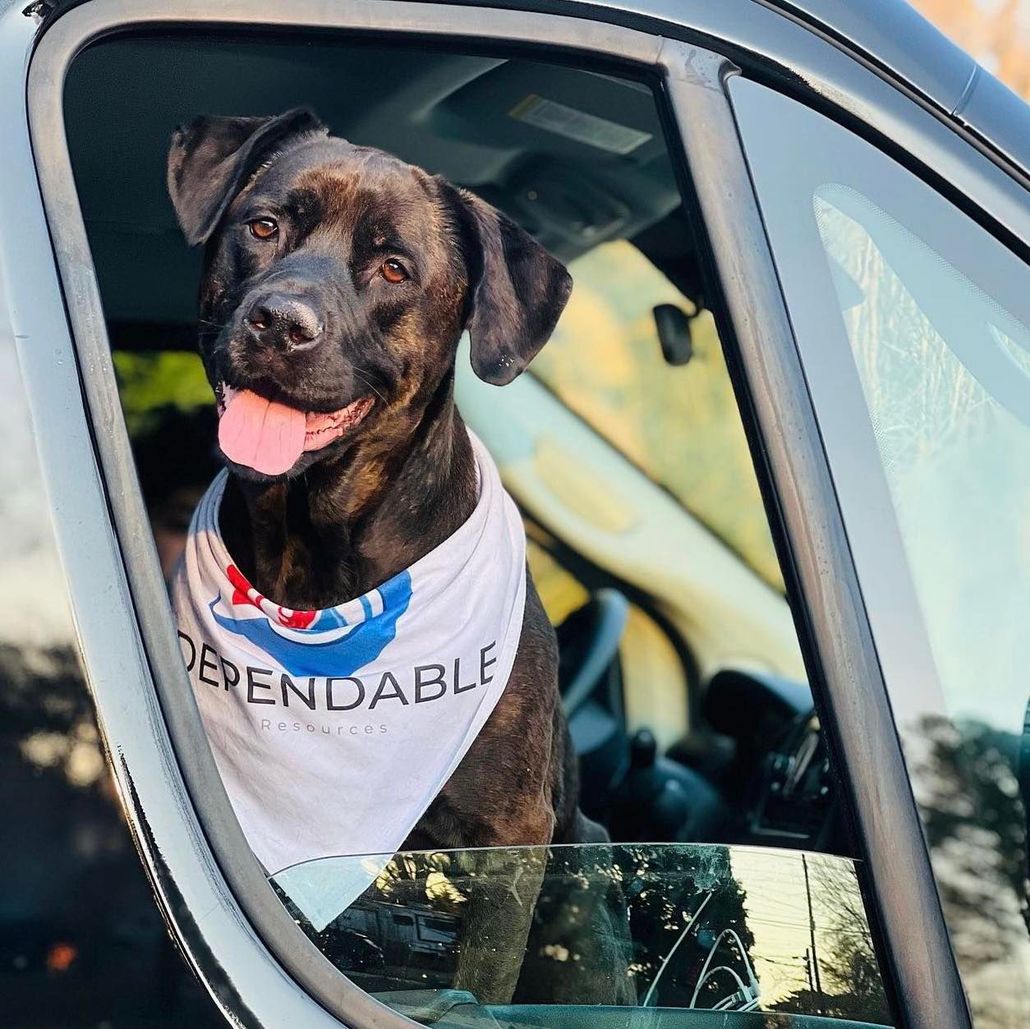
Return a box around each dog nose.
[245,294,323,352]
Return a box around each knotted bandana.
[172,431,527,881]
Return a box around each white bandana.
[171,431,526,884]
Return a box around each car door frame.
[9,0,1005,1024]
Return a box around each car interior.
[61,29,886,1024]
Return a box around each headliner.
[65,34,685,343]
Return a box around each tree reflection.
[281,843,900,1019]
[906,714,1030,1029]
[0,641,223,1025]
[770,857,890,1024]
[1,643,107,791]
[619,845,755,1009]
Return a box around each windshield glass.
[270,843,889,1025]
[531,242,785,593]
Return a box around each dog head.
[167,108,572,480]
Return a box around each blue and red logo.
[209,564,412,676]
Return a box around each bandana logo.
[209,564,413,677]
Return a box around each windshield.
[271,843,889,1025]
[531,242,785,593]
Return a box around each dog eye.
[247,218,279,241]
[380,259,409,284]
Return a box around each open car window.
[48,21,892,1029]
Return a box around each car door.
[4,0,1021,1027]
[729,76,1030,1029]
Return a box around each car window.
[731,78,1030,1029]
[59,31,886,1027]
[271,843,890,1024]
[532,241,785,593]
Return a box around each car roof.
[38,0,1029,177]
[762,0,1029,176]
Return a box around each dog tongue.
[218,389,307,475]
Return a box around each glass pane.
[731,78,1030,1028]
[271,843,890,1025]
[532,241,785,592]
[812,186,1030,728]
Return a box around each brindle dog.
[167,109,618,1002]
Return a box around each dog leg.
[449,802,553,1005]
[513,845,636,1007]
[451,846,547,1004]
[517,795,635,1006]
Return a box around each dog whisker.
[351,368,387,404]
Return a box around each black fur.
[167,112,625,1004]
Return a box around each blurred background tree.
[912,0,1029,98]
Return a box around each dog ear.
[167,109,327,246]
[447,186,572,386]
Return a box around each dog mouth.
[216,383,374,476]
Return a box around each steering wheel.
[558,588,629,717]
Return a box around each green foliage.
[113,350,212,438]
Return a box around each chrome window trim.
[18,0,975,1025]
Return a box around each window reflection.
[271,844,891,1023]
[815,189,1030,1029]
[731,77,1030,1028]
